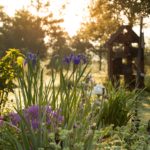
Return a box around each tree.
[12,10,46,57]
[0,0,70,59]
[78,0,150,46]
[43,15,70,55]
[70,36,93,54]
[110,0,150,26]
[0,6,11,57]
[72,0,123,71]
[78,0,121,46]
[44,17,73,69]
[0,9,47,58]
[29,0,72,59]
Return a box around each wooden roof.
[105,25,140,46]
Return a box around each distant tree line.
[0,0,149,63]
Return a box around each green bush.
[0,49,24,114]
[91,83,139,128]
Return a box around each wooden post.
[136,16,144,88]
[107,45,113,81]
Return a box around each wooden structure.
[105,25,144,88]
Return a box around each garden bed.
[0,49,150,150]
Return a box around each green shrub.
[91,83,139,128]
[0,49,24,114]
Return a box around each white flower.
[92,84,105,95]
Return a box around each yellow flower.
[17,56,24,66]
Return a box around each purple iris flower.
[57,115,64,123]
[51,110,64,123]
[73,54,88,64]
[24,52,37,67]
[73,55,80,65]
[45,106,52,114]
[31,119,39,129]
[46,117,51,125]
[10,113,21,126]
[26,105,39,118]
[64,54,87,65]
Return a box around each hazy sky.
[0,0,90,36]
[0,0,149,45]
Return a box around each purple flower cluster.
[24,52,37,67]
[9,105,63,130]
[9,113,21,126]
[64,54,87,65]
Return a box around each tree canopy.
[0,0,68,58]
[76,0,150,48]
[110,0,150,25]
[0,0,150,59]
[1,9,46,57]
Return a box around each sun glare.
[0,0,90,36]
[0,0,29,16]
[60,0,90,36]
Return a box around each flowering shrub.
[9,105,63,130]
[0,49,24,114]
[0,51,148,150]
[0,105,64,149]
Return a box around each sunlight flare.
[0,0,90,36]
